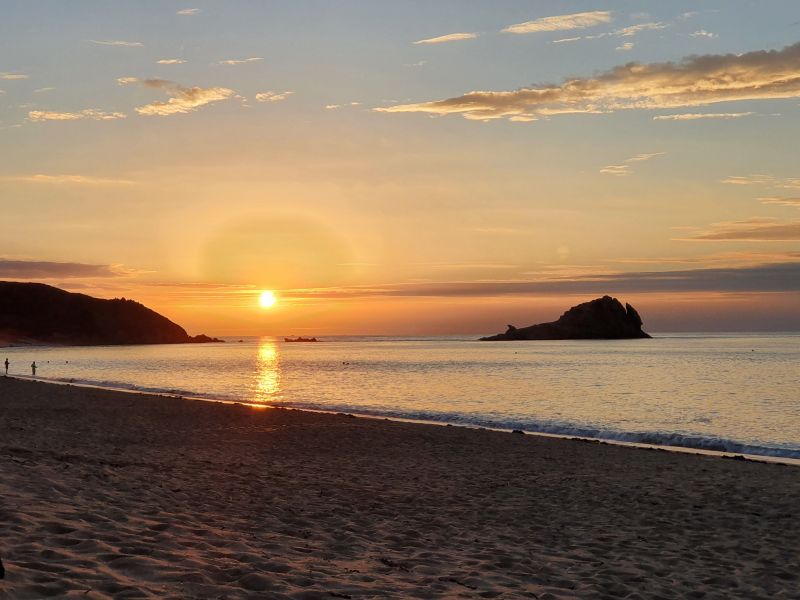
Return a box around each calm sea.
[3,333,799,459]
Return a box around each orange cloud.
[377,42,800,122]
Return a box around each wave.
[259,400,800,461]
[36,375,800,461]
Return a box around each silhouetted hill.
[480,296,651,341]
[0,281,222,346]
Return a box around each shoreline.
[5,374,799,466]
[1,376,798,598]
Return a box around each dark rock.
[1,556,4,579]
[512,430,525,435]
[0,281,222,346]
[480,296,651,341]
[187,334,224,344]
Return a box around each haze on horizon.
[2,1,800,335]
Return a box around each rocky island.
[480,296,651,341]
[0,281,223,346]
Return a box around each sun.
[258,290,277,309]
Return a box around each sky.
[2,0,800,335]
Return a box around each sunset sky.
[2,1,800,335]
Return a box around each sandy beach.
[0,377,798,599]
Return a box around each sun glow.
[259,290,277,309]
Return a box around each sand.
[0,377,798,599]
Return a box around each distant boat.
[284,336,319,343]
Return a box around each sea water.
[2,333,798,459]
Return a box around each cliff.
[480,296,651,341]
[0,281,222,346]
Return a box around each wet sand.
[0,376,798,599]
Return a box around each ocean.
[2,333,798,460]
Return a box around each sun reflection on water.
[254,340,281,402]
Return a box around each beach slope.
[0,377,797,599]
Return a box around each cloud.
[177,8,200,15]
[157,59,186,65]
[34,87,55,93]
[552,37,582,44]
[759,197,800,207]
[692,30,718,39]
[218,57,264,65]
[0,259,131,279]
[600,152,663,176]
[89,39,143,47]
[680,218,800,242]
[282,262,800,298]
[413,32,478,45]
[554,21,668,45]
[655,112,754,121]
[502,11,611,34]
[376,42,800,122]
[613,251,800,267]
[0,174,134,186]
[325,102,361,109]
[0,72,28,80]
[609,22,667,38]
[625,152,663,162]
[122,78,234,116]
[721,174,800,189]
[255,91,293,102]
[28,109,126,122]
[599,165,631,176]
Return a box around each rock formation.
[0,281,223,346]
[480,296,651,341]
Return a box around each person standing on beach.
[31,361,36,377]
[4,358,8,375]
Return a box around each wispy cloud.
[502,11,611,34]
[680,218,800,242]
[721,174,800,189]
[121,78,234,117]
[553,20,668,45]
[0,259,132,279]
[0,72,28,80]
[28,109,126,122]
[255,91,293,103]
[626,152,664,162]
[157,59,186,65]
[600,152,663,176]
[759,197,800,207]
[0,174,134,186]
[413,32,478,45]
[89,39,143,47]
[280,263,800,298]
[599,165,631,176]
[655,112,754,121]
[325,102,361,110]
[34,87,55,93]
[552,37,582,44]
[377,42,800,122]
[691,30,718,39]
[218,57,264,65]
[177,8,200,16]
[609,22,667,38]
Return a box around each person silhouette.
[4,358,8,375]
[31,361,36,377]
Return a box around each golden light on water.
[255,341,280,401]
[259,290,277,309]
